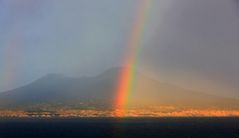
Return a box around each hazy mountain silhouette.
[0,68,239,110]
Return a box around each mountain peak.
[40,73,66,80]
[31,73,73,86]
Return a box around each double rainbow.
[115,0,153,116]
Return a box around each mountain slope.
[132,76,239,109]
[0,69,119,109]
[0,68,238,110]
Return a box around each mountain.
[133,76,239,109]
[0,69,119,109]
[0,68,239,110]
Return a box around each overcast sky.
[142,0,239,97]
[0,0,239,98]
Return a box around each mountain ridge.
[0,68,239,110]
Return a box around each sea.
[0,117,238,138]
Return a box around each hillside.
[0,68,238,110]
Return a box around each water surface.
[0,117,239,138]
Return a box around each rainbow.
[1,32,23,91]
[115,0,153,116]
[0,0,37,91]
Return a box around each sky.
[0,0,239,98]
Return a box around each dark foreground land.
[0,117,239,138]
